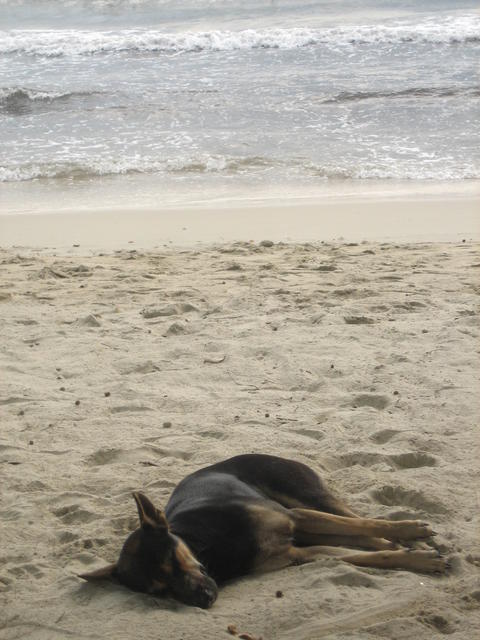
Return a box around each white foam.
[0,87,77,102]
[1,15,479,56]
[1,152,478,184]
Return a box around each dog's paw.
[406,549,450,573]
[390,520,436,541]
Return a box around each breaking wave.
[1,154,478,183]
[0,87,105,114]
[1,15,479,57]
[322,85,480,104]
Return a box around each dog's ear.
[78,563,117,581]
[132,492,168,530]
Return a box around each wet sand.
[1,192,479,251]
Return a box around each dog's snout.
[188,573,218,609]
[196,579,218,609]
[202,580,218,609]
[173,572,218,609]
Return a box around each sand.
[1,231,480,639]
[1,193,480,251]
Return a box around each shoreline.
[1,192,479,252]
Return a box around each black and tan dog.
[79,454,447,608]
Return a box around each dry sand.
[1,237,480,639]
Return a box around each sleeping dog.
[79,454,447,608]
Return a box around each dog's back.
[165,455,294,582]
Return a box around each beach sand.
[1,205,480,638]
[1,191,480,250]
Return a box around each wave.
[0,87,105,114]
[322,86,480,104]
[0,156,275,182]
[1,155,478,183]
[1,15,479,56]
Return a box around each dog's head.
[78,492,218,609]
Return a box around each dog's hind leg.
[291,508,435,541]
[289,546,448,573]
[295,533,397,551]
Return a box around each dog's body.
[80,454,447,608]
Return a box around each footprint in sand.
[7,563,45,580]
[370,429,401,444]
[344,316,375,325]
[86,448,122,466]
[336,452,384,468]
[390,452,437,469]
[53,504,97,524]
[141,303,198,319]
[111,404,153,413]
[329,570,379,589]
[75,314,101,328]
[82,537,108,550]
[294,428,325,442]
[393,300,427,312]
[0,574,13,590]
[146,479,178,491]
[351,394,390,410]
[163,321,192,336]
[335,450,437,471]
[57,530,79,544]
[371,486,447,515]
[86,445,193,467]
[197,430,226,440]
[119,360,160,375]
[418,613,454,635]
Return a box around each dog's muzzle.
[172,570,218,609]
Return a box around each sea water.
[0,0,479,210]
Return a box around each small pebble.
[275,590,283,598]
[75,400,80,406]
[393,390,399,395]
[163,421,172,429]
[60,387,65,391]
[265,413,270,418]
[330,364,334,369]
[422,329,429,333]
[260,240,274,248]
[104,391,111,397]
[29,440,34,445]
[18,410,24,416]
[227,625,238,636]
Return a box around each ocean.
[1,0,479,211]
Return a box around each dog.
[79,453,447,608]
